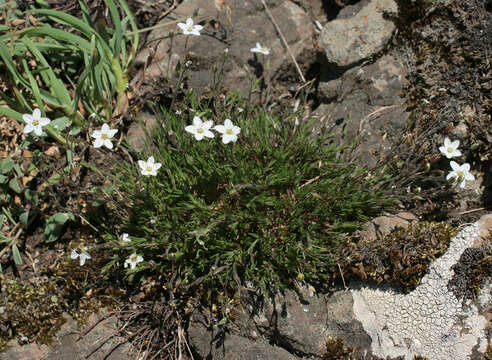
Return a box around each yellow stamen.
[226,129,233,135]
[197,128,204,134]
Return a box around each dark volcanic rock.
[131,0,314,97]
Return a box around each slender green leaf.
[22,59,44,115]
[0,158,15,174]
[21,37,73,110]
[22,26,91,52]
[9,178,22,193]
[107,0,122,56]
[19,211,28,227]
[0,41,31,88]
[12,244,23,265]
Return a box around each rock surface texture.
[320,0,398,68]
[352,220,491,359]
[0,311,133,360]
[313,54,408,166]
[131,0,314,96]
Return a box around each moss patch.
[337,222,456,292]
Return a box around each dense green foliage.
[107,100,394,295]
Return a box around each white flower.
[89,113,97,119]
[250,42,270,55]
[439,137,461,159]
[177,18,203,36]
[121,233,131,243]
[138,156,162,176]
[124,253,143,270]
[446,161,475,189]
[23,108,51,136]
[185,116,214,141]
[214,119,241,144]
[91,123,118,149]
[0,306,5,314]
[70,246,91,266]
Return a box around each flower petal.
[194,132,204,141]
[104,139,114,149]
[193,116,202,127]
[186,18,194,27]
[93,138,104,148]
[224,119,233,128]
[22,114,33,124]
[203,120,214,130]
[33,126,43,136]
[148,156,155,164]
[108,128,118,137]
[71,249,79,259]
[450,139,459,149]
[39,117,51,126]
[153,163,162,171]
[32,108,41,120]
[464,172,475,181]
[214,125,225,134]
[91,130,101,139]
[461,163,470,172]
[446,172,456,180]
[177,22,187,31]
[138,160,146,170]
[449,161,460,171]
[222,135,232,144]
[23,124,34,134]
[185,125,196,134]
[204,130,215,138]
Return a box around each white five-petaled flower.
[70,246,91,266]
[138,156,162,176]
[23,108,51,136]
[124,253,143,270]
[177,18,203,36]
[121,233,131,243]
[250,42,270,55]
[185,116,214,141]
[91,123,118,149]
[214,119,241,144]
[439,137,462,159]
[446,161,475,189]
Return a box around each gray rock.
[131,0,314,97]
[229,287,371,357]
[189,310,297,360]
[0,311,133,360]
[320,0,398,68]
[126,111,159,152]
[360,212,418,241]
[313,54,408,167]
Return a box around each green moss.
[2,279,66,346]
[0,250,123,351]
[483,343,492,360]
[322,337,356,360]
[338,222,456,292]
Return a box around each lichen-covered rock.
[319,0,398,68]
[351,222,490,360]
